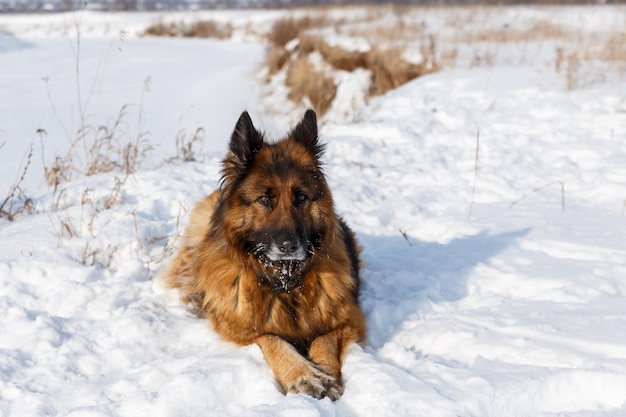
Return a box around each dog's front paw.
[325,379,344,401]
[256,334,347,400]
[284,363,339,400]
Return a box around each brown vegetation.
[143,20,232,39]
[44,105,152,195]
[141,6,626,113]
[368,40,440,96]
[459,20,570,43]
[265,13,443,114]
[0,143,34,221]
[267,15,330,47]
[554,30,626,89]
[285,56,337,115]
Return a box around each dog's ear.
[291,109,325,161]
[222,111,263,185]
[230,111,263,164]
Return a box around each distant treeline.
[0,0,622,13]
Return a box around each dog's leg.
[255,335,336,399]
[308,325,363,400]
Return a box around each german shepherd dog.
[165,110,365,400]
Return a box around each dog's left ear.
[291,110,325,160]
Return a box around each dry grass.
[555,31,626,89]
[131,202,187,274]
[144,20,233,39]
[268,32,440,111]
[265,47,290,76]
[267,15,331,47]
[597,32,626,63]
[576,31,626,69]
[0,143,35,221]
[264,10,448,114]
[285,56,337,116]
[440,6,625,87]
[37,11,202,269]
[167,127,206,163]
[368,38,440,96]
[44,105,152,197]
[344,16,428,44]
[460,20,570,43]
[143,21,179,37]
[298,35,367,71]
[142,9,448,114]
[141,6,625,106]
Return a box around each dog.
[165,109,365,400]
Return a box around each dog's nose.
[267,232,306,262]
[276,233,300,254]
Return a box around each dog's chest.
[260,290,328,338]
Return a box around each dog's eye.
[257,195,271,206]
[295,193,308,204]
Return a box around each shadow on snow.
[358,228,530,349]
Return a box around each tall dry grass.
[141,6,626,112]
[285,56,337,115]
[265,12,445,114]
[440,7,626,88]
[43,104,153,198]
[456,19,569,43]
[0,143,34,221]
[267,15,331,48]
[144,20,233,39]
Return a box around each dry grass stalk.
[510,181,566,212]
[81,241,117,267]
[0,143,35,221]
[103,175,128,210]
[565,52,581,91]
[167,127,205,163]
[59,216,76,239]
[131,201,188,274]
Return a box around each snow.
[2,7,626,417]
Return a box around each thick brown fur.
[165,110,365,400]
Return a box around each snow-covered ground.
[1,7,626,417]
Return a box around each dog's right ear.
[222,111,264,185]
[291,109,324,161]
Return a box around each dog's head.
[215,110,333,292]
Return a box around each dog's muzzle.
[266,234,307,262]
